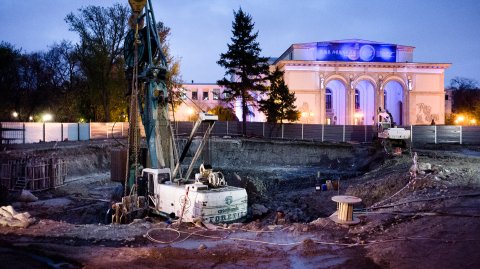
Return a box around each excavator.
[376,109,411,156]
[111,0,247,224]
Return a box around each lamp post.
[41,113,53,142]
[12,111,18,121]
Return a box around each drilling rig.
[112,0,247,224]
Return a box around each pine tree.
[259,67,299,123]
[217,8,269,135]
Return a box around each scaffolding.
[0,157,67,192]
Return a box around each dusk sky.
[1,0,479,85]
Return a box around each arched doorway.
[325,80,346,125]
[355,80,375,125]
[384,80,404,125]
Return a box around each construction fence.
[2,121,480,146]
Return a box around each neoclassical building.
[273,39,451,125]
[175,39,450,125]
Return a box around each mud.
[0,139,480,268]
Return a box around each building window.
[223,91,231,100]
[213,89,220,100]
[445,94,449,100]
[203,91,209,100]
[191,90,198,100]
[179,88,187,100]
[355,89,360,110]
[326,88,332,110]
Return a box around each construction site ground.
[0,140,480,268]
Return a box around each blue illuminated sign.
[316,42,396,62]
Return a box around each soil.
[0,140,480,268]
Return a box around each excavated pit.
[3,139,480,269]
[2,138,382,224]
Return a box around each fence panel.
[246,122,264,137]
[63,123,78,141]
[0,122,24,144]
[323,125,344,142]
[107,122,126,139]
[412,126,435,145]
[90,122,107,139]
[283,124,303,140]
[175,121,194,136]
[79,123,90,140]
[344,125,364,143]
[211,121,227,136]
[366,125,376,143]
[24,123,43,143]
[437,125,460,144]
[226,121,242,136]
[45,123,62,142]
[264,123,283,139]
[303,124,323,141]
[462,126,480,145]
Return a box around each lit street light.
[42,113,53,122]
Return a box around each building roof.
[274,39,418,65]
[291,39,415,48]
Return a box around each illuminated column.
[375,76,384,122]
[346,77,355,125]
[319,75,326,124]
[404,76,413,125]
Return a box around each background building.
[273,39,450,125]
[176,40,450,125]
[173,83,228,121]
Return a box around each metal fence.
[2,121,480,145]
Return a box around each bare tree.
[65,4,130,121]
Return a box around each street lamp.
[42,113,53,122]
[12,111,18,120]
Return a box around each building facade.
[273,39,450,125]
[176,40,450,125]
[173,83,229,121]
